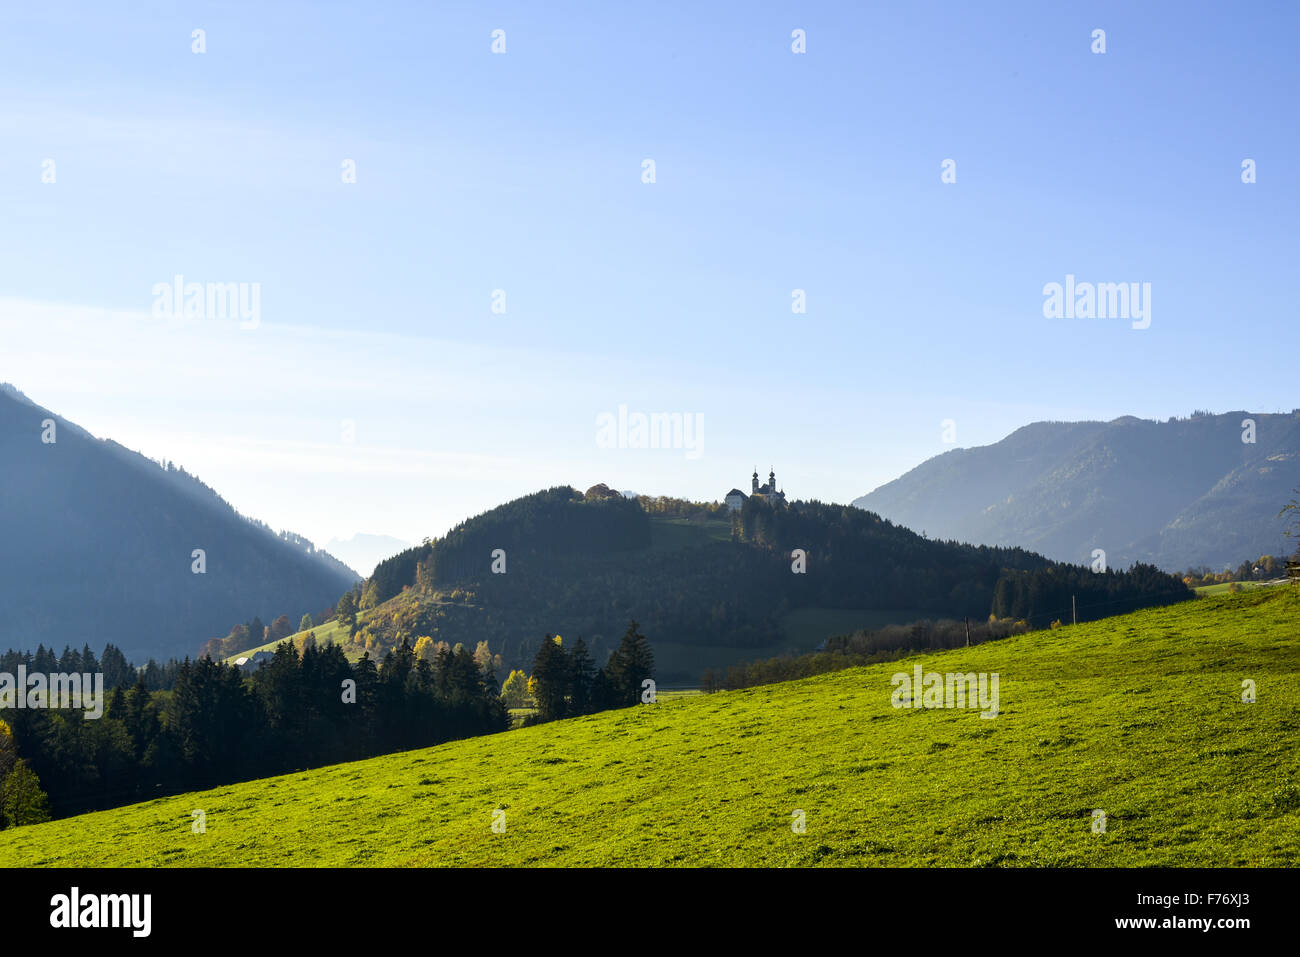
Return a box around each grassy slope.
[4,589,1297,867]
[222,618,349,664]
[1194,579,1286,597]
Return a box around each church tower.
[752,468,759,493]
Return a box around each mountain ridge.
[0,385,359,661]
[854,411,1300,571]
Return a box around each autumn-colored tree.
[0,720,16,787]
[501,670,531,709]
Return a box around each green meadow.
[1194,580,1286,597]
[4,588,1297,867]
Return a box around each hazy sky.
[1,1,1296,548]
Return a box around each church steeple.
[752,468,759,493]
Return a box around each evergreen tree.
[605,620,654,708]
[569,637,595,715]
[337,591,358,634]
[530,634,570,721]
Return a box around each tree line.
[0,636,508,824]
[526,621,655,722]
[990,562,1191,626]
[703,616,1031,692]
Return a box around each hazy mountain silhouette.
[0,385,358,661]
[854,411,1300,571]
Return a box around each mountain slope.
[854,412,1300,571]
[2,588,1295,867]
[0,385,358,661]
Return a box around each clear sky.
[1,1,1295,548]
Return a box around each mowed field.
[3,589,1297,867]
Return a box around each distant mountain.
[853,412,1300,572]
[323,533,412,578]
[0,385,359,661]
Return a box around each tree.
[1281,487,1300,558]
[604,620,655,708]
[500,670,531,709]
[359,580,381,611]
[299,613,314,632]
[0,719,17,794]
[569,637,595,715]
[269,614,294,642]
[530,634,570,721]
[337,590,358,634]
[1,759,51,828]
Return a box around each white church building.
[725,468,787,511]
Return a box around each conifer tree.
[530,634,570,721]
[605,620,655,707]
[569,637,595,715]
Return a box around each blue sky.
[1,1,1296,549]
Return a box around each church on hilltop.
[725,468,787,511]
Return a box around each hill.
[2,588,1295,866]
[854,411,1300,572]
[0,385,359,662]
[232,487,1190,684]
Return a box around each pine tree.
[530,634,570,721]
[605,620,655,708]
[336,590,358,634]
[569,637,595,715]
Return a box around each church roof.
[725,488,747,498]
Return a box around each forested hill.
[337,485,1191,683]
[0,385,358,662]
[854,411,1300,571]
